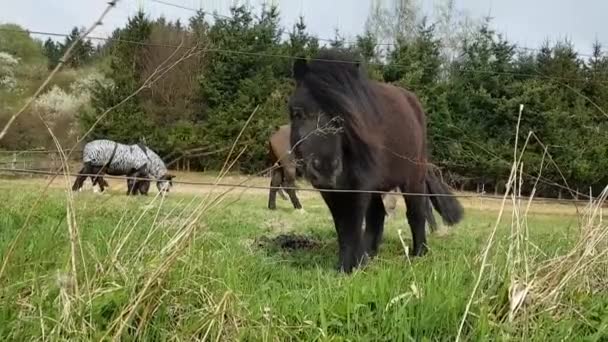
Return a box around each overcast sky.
[2,0,607,55]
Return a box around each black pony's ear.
[293,56,308,81]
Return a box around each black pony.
[287,49,463,273]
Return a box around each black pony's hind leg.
[400,184,428,257]
[363,193,386,258]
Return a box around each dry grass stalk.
[456,104,526,341]
[105,106,260,340]
[0,39,206,285]
[530,185,608,309]
[1,31,211,342]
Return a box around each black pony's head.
[287,49,379,190]
[157,174,175,194]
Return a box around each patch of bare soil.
[254,234,322,251]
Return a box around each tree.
[42,38,61,69]
[0,24,45,64]
[81,11,153,147]
[197,4,291,172]
[287,16,319,58]
[442,21,518,190]
[59,27,95,68]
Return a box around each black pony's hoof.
[336,253,369,274]
[409,245,428,257]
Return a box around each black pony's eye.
[291,107,304,120]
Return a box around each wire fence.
[0,166,601,206]
[2,26,608,84]
[147,0,607,58]
[0,1,605,207]
[0,145,239,173]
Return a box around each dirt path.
[0,171,593,216]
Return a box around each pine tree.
[81,12,152,146]
[59,27,94,68]
[197,4,291,172]
[42,38,61,69]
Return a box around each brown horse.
[287,49,463,273]
[267,124,303,210]
[382,188,439,232]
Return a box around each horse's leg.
[132,180,141,195]
[277,188,288,200]
[126,170,137,196]
[91,176,99,193]
[363,194,386,258]
[100,177,109,190]
[268,168,282,210]
[283,167,303,210]
[132,179,142,196]
[285,186,303,210]
[89,166,106,192]
[400,184,428,257]
[128,165,148,196]
[71,164,90,191]
[138,179,150,196]
[426,198,438,233]
[322,191,369,273]
[92,175,108,193]
[383,190,397,218]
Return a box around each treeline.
[3,2,608,198]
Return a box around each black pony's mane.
[300,48,382,183]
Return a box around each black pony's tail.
[426,170,464,226]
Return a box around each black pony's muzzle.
[306,157,342,189]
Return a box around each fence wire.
[0,28,606,84]
[0,166,599,205]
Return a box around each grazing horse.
[71,139,175,196]
[287,49,463,273]
[267,124,303,210]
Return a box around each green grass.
[0,179,606,341]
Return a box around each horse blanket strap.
[136,143,152,163]
[101,142,119,172]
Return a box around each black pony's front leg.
[321,191,370,273]
[363,194,386,257]
[71,164,91,191]
[92,175,109,192]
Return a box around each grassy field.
[0,174,607,341]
